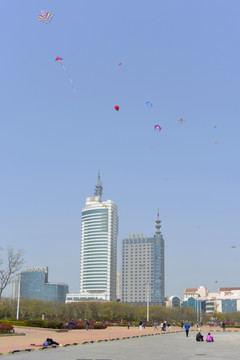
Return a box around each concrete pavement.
[1,330,240,360]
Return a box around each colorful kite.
[118,62,122,66]
[178,118,186,124]
[39,10,53,23]
[215,141,218,144]
[145,101,152,108]
[114,105,119,111]
[55,57,76,92]
[154,125,161,131]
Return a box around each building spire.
[94,169,103,200]
[155,208,161,234]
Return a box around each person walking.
[127,322,130,330]
[222,322,226,332]
[184,323,190,337]
[153,320,158,331]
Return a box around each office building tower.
[12,266,68,303]
[66,171,118,302]
[121,210,165,304]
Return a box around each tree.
[0,247,24,299]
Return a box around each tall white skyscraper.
[66,171,118,302]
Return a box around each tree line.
[0,298,196,323]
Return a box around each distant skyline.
[1,0,240,299]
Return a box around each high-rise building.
[121,210,165,304]
[66,171,118,302]
[12,267,68,303]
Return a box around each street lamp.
[146,282,152,322]
[16,274,21,320]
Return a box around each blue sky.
[1,0,240,298]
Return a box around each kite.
[231,246,236,248]
[215,281,218,283]
[145,101,152,108]
[196,226,200,229]
[55,57,76,92]
[214,125,217,128]
[114,105,119,111]
[215,141,218,144]
[39,10,53,23]
[154,125,161,131]
[178,118,186,124]
[118,62,122,66]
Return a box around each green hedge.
[0,319,63,329]
[225,325,240,328]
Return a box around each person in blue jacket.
[184,323,190,337]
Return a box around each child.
[206,333,214,342]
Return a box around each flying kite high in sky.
[118,62,122,66]
[231,246,236,248]
[154,125,161,131]
[178,118,186,124]
[114,105,119,111]
[145,101,152,108]
[39,10,53,23]
[55,57,76,92]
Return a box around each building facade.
[121,211,165,304]
[166,295,181,308]
[66,171,118,302]
[12,267,68,303]
[182,286,240,314]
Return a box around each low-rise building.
[182,286,240,314]
[12,267,68,303]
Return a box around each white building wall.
[79,196,118,301]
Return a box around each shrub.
[92,323,107,329]
[25,319,45,328]
[71,324,85,329]
[0,323,14,333]
[43,321,64,329]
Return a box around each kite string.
[59,61,76,91]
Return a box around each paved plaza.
[1,330,240,360]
